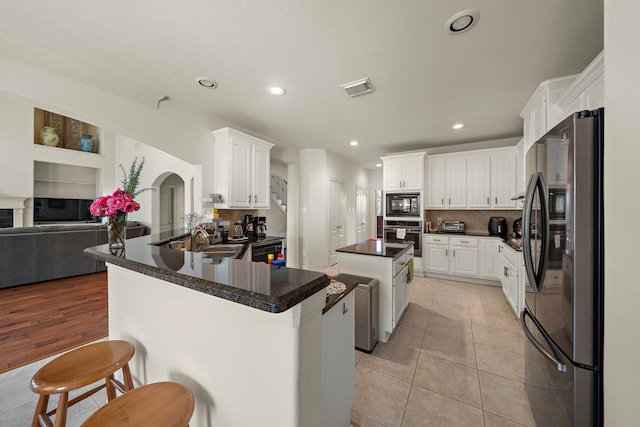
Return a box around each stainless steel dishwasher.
[335,273,379,353]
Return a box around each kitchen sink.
[197,243,244,258]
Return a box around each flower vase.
[80,134,95,152]
[108,213,127,249]
[40,126,60,147]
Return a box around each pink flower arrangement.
[90,188,140,217]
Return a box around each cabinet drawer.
[501,244,521,268]
[393,255,408,277]
[424,235,449,244]
[450,237,477,247]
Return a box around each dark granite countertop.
[323,275,359,315]
[84,230,328,314]
[336,239,413,259]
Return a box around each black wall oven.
[383,220,422,257]
[385,193,420,218]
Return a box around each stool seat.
[31,340,135,394]
[81,382,195,427]
[30,340,135,427]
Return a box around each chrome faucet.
[191,227,210,250]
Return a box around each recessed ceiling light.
[350,140,359,146]
[446,9,479,34]
[376,163,382,168]
[452,123,465,130]
[196,77,218,88]
[268,86,286,96]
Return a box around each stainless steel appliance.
[441,220,465,233]
[521,108,604,427]
[255,216,267,239]
[331,273,380,353]
[251,239,283,263]
[383,220,421,257]
[513,218,522,238]
[549,187,567,220]
[488,216,507,236]
[385,193,420,217]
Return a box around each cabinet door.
[383,158,403,191]
[401,156,423,190]
[446,156,467,208]
[501,261,519,315]
[392,267,407,327]
[252,142,271,208]
[426,157,446,208]
[479,239,500,279]
[450,246,478,276]
[322,291,355,427]
[491,150,517,208]
[228,138,252,208]
[424,244,448,272]
[546,141,568,185]
[466,153,491,208]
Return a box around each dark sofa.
[0,221,148,289]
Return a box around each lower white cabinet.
[322,291,355,427]
[498,242,523,315]
[479,238,500,280]
[424,235,478,277]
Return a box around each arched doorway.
[154,173,185,233]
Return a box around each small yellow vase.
[40,126,60,147]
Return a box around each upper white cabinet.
[557,51,604,120]
[426,155,466,208]
[427,148,518,210]
[382,152,425,192]
[520,75,578,153]
[546,140,568,185]
[212,127,274,209]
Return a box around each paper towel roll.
[554,234,561,248]
[396,228,406,239]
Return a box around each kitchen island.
[85,230,329,427]
[336,239,414,342]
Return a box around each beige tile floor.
[351,275,536,427]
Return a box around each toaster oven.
[441,221,465,233]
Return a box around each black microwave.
[385,193,420,217]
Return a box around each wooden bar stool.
[30,340,135,427]
[81,381,195,427]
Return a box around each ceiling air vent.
[341,77,374,97]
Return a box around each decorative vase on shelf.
[108,213,127,250]
[39,126,60,147]
[80,133,95,152]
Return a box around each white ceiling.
[0,1,603,169]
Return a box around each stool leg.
[31,395,49,427]
[106,374,117,401]
[53,392,68,427]
[122,364,134,391]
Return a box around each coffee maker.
[255,216,267,239]
[242,215,254,237]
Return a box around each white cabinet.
[212,127,274,209]
[382,152,425,191]
[466,153,491,208]
[322,291,355,427]
[558,51,604,119]
[426,155,466,208]
[426,157,446,208]
[491,149,518,208]
[449,237,478,276]
[424,235,478,277]
[479,238,500,280]
[546,140,568,185]
[498,242,523,315]
[392,264,407,327]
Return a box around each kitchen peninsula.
[85,230,329,427]
[337,239,414,342]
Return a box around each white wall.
[259,161,287,239]
[299,149,329,269]
[369,168,383,237]
[115,136,198,232]
[0,53,217,224]
[603,1,640,425]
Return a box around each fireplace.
[0,196,28,227]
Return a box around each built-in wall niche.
[34,161,98,200]
[34,108,99,153]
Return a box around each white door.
[446,156,467,208]
[450,246,479,276]
[252,142,271,208]
[228,137,252,208]
[401,156,423,190]
[424,244,449,273]
[329,181,346,266]
[383,158,403,191]
[479,239,500,279]
[466,153,491,208]
[491,150,517,208]
[427,157,446,208]
[159,184,176,232]
[355,187,368,242]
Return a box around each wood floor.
[0,273,108,374]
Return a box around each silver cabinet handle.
[504,266,508,277]
[498,245,502,253]
[487,197,489,204]
[453,249,456,257]
[445,248,448,256]
[248,195,251,203]
[449,198,451,205]
[495,196,498,204]
[460,240,469,244]
[441,198,444,206]
[342,302,348,315]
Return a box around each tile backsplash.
[424,210,522,234]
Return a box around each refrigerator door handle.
[522,172,550,292]
[521,308,567,372]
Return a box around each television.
[34,198,99,223]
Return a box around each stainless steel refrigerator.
[521,108,604,427]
